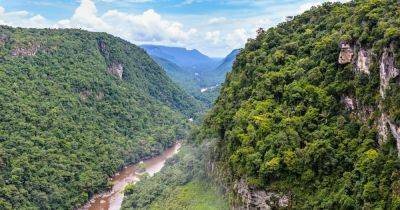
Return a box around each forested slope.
[0,26,199,209]
[201,1,400,209]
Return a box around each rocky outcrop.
[338,41,354,64]
[342,96,356,111]
[378,112,390,145]
[0,34,8,46]
[11,43,40,57]
[356,48,370,74]
[234,178,289,210]
[379,48,399,98]
[378,110,400,155]
[107,63,124,80]
[375,47,400,156]
[388,121,400,155]
[98,40,107,55]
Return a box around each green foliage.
[148,181,229,210]
[121,143,228,209]
[201,0,400,208]
[0,26,199,209]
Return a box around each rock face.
[338,42,354,64]
[378,113,390,145]
[375,47,400,155]
[11,44,40,57]
[107,63,124,80]
[98,40,107,55]
[388,121,400,154]
[356,48,370,74]
[0,34,8,45]
[379,48,399,98]
[342,96,356,111]
[346,45,400,155]
[234,178,289,210]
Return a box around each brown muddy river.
[79,143,181,210]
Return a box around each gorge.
[1,0,400,210]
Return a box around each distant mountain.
[141,45,220,72]
[214,49,240,74]
[212,49,240,83]
[142,45,239,106]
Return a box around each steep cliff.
[201,1,400,209]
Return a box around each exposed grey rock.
[107,63,124,80]
[98,40,107,54]
[235,178,289,210]
[388,121,400,156]
[376,47,400,155]
[0,34,8,45]
[342,96,356,110]
[378,111,400,156]
[379,48,399,98]
[338,41,354,64]
[378,112,389,145]
[356,48,370,74]
[11,44,40,57]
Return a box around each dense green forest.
[0,26,200,209]
[199,0,400,209]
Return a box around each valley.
[1,0,400,210]
[142,45,239,106]
[80,143,180,210]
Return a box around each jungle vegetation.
[199,0,400,209]
[0,26,200,209]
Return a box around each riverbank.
[79,143,181,210]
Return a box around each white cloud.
[0,0,197,50]
[56,0,110,31]
[0,6,49,28]
[208,17,226,24]
[205,31,220,44]
[0,0,353,57]
[53,0,196,44]
[226,28,249,49]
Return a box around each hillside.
[0,26,199,209]
[201,1,400,209]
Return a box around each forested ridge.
[200,0,400,209]
[0,26,199,209]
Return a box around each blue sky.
[0,0,349,57]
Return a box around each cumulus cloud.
[205,31,220,44]
[0,0,353,57]
[0,6,49,28]
[54,0,196,44]
[0,0,196,45]
[203,28,250,52]
[226,28,250,49]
